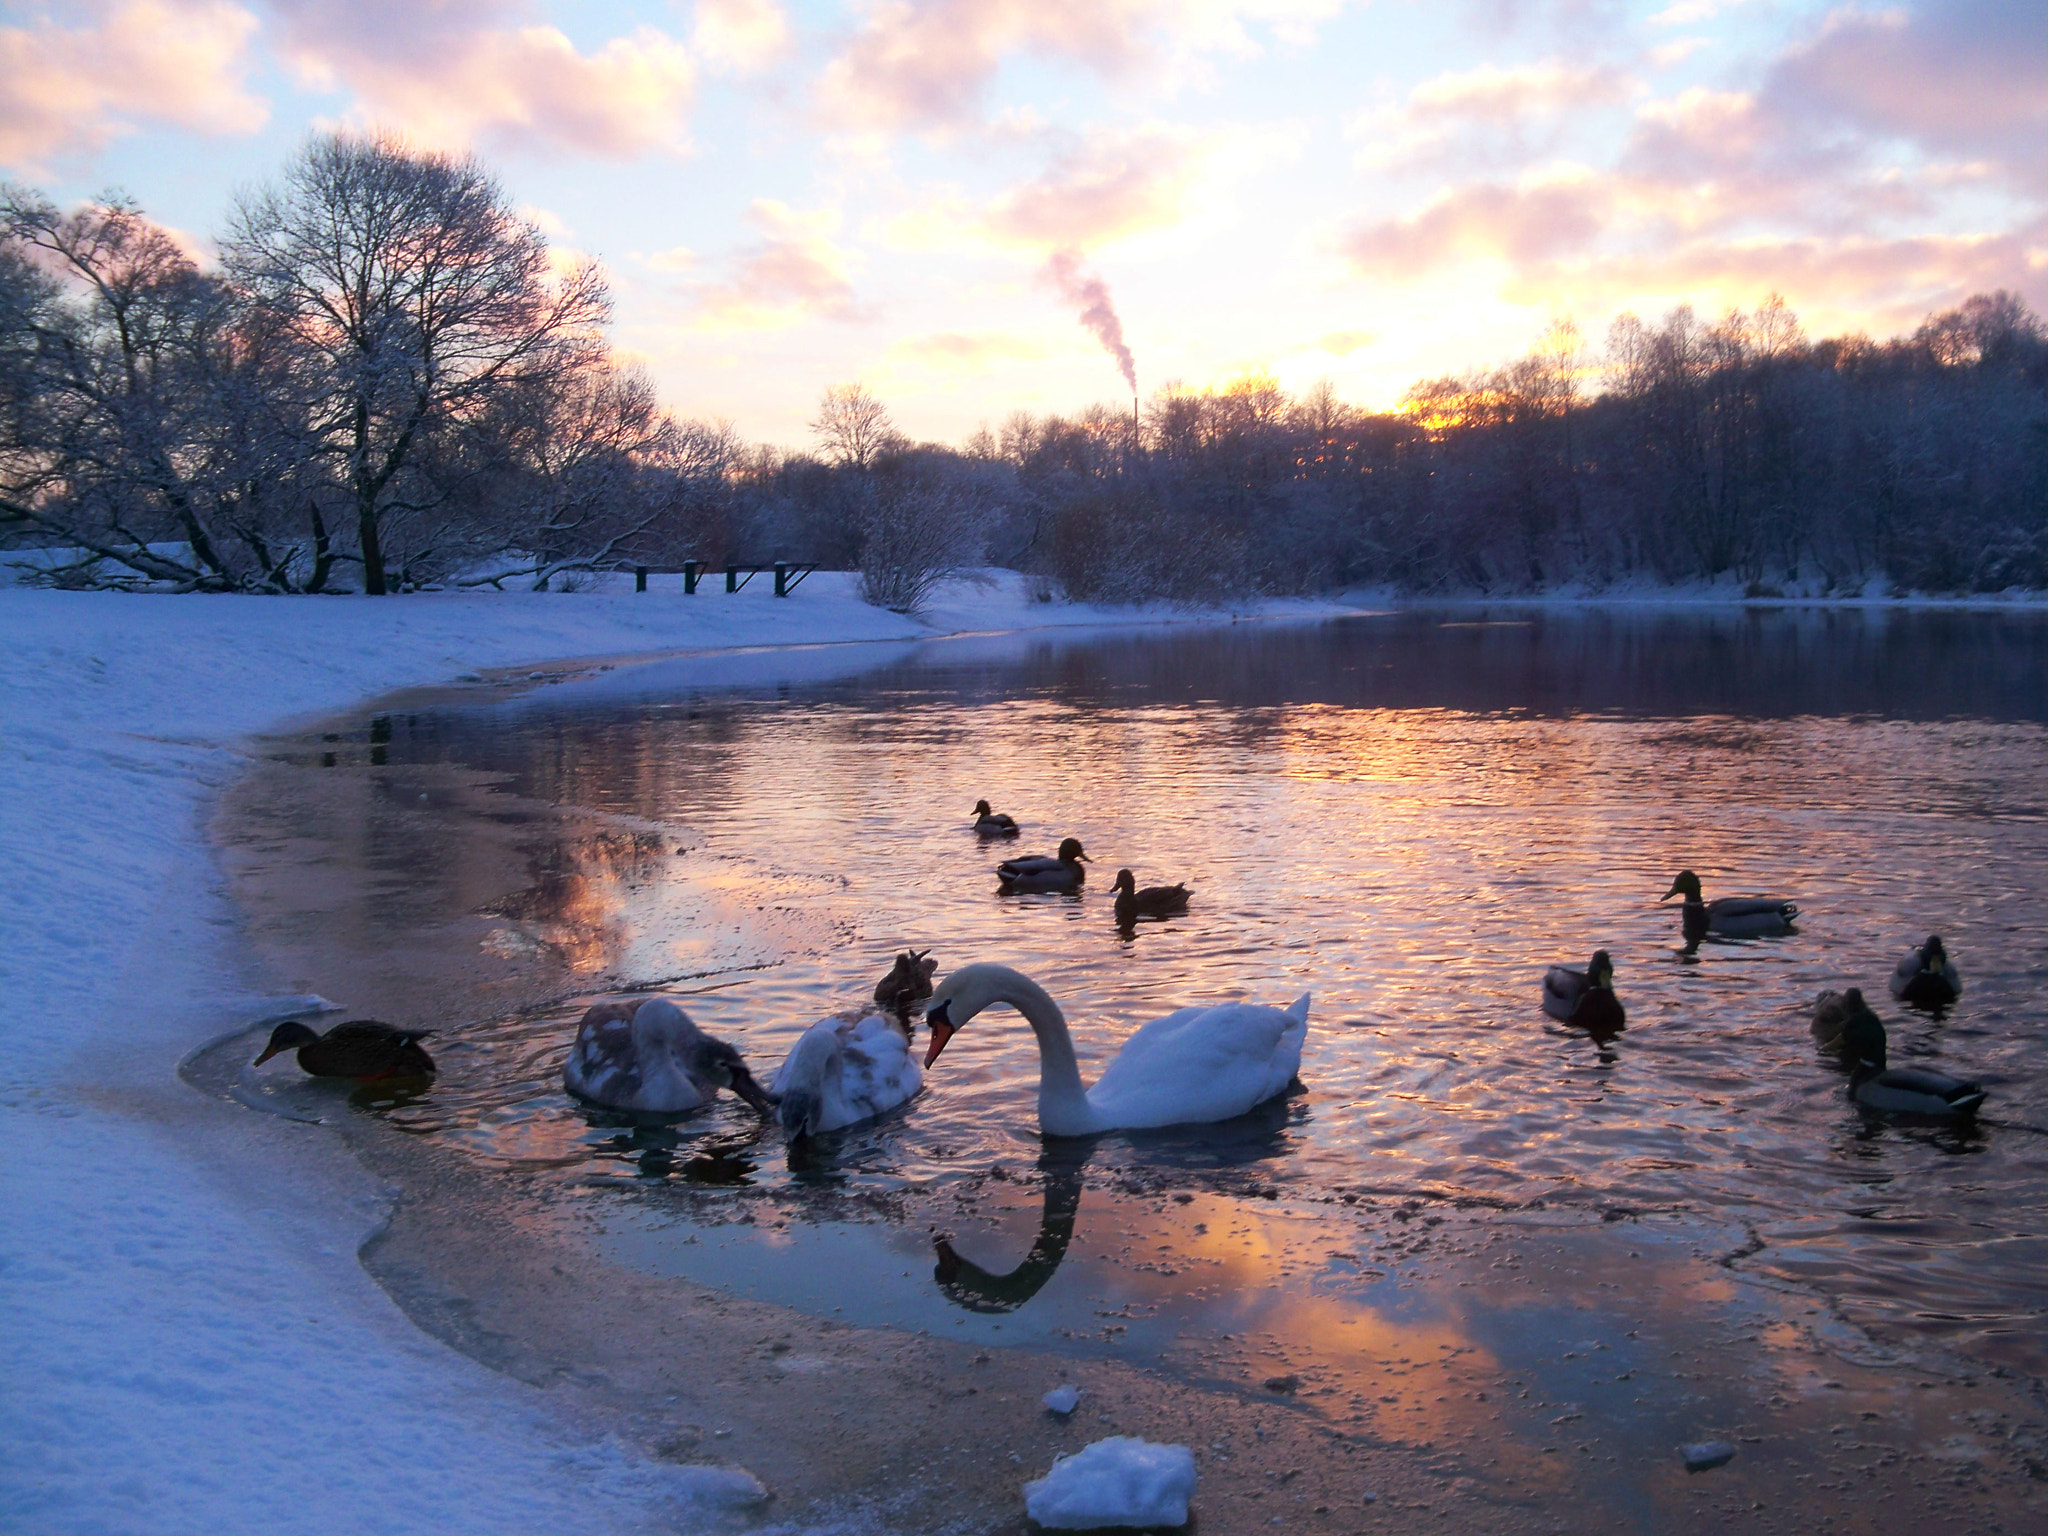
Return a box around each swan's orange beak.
[923,1004,956,1068]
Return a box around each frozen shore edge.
[0,571,1358,1536]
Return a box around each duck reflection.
[349,1076,437,1110]
[575,1103,763,1184]
[933,1151,1087,1314]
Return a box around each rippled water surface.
[239,606,2048,1383]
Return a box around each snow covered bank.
[1334,570,2048,609]
[0,572,1356,1535]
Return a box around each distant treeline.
[4,138,2044,602]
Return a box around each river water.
[212,604,2048,1528]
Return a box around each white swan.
[770,1008,924,1138]
[563,998,773,1115]
[922,963,1310,1137]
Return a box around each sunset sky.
[3,0,2043,445]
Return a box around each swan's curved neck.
[989,972,1096,1135]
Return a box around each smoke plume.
[1045,247,1137,395]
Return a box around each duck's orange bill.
[252,1042,288,1065]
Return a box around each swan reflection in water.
[930,1096,1308,1314]
[933,1152,1087,1313]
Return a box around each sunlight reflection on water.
[281,606,2048,1376]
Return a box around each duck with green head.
[1660,870,1797,943]
[997,837,1089,892]
[1541,950,1625,1033]
[1890,934,1961,1009]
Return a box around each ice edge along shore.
[0,572,1357,1536]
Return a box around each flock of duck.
[1541,872,1984,1118]
[251,818,1989,1140]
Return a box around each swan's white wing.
[1086,996,1309,1129]
[817,1013,922,1131]
[564,1014,638,1101]
[774,1013,922,1134]
[563,1012,709,1113]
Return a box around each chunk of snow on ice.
[1682,1440,1736,1471]
[1024,1436,1196,1530]
[1043,1384,1081,1415]
[662,1463,770,1506]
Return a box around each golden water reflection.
[247,607,2048,1395]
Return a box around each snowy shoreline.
[0,571,1360,1535]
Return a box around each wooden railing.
[630,561,817,596]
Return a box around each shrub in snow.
[1023,1435,1196,1530]
[853,451,992,613]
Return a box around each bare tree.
[224,134,610,593]
[809,382,901,471]
[0,220,66,537]
[0,187,318,590]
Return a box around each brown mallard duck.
[874,949,938,1017]
[253,1019,435,1080]
[1541,950,1625,1032]
[1811,986,1877,1049]
[1110,868,1190,924]
[997,837,1088,892]
[972,800,1021,837]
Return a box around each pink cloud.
[263,1,695,156]
[1506,220,2048,339]
[1342,177,1612,275]
[694,200,870,328]
[1765,1,2048,190]
[985,126,1204,247]
[817,0,1346,131]
[0,0,267,170]
[890,330,1049,366]
[1615,88,1882,232]
[692,0,789,73]
[1353,58,1640,175]
[1341,0,2048,327]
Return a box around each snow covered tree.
[224,134,610,594]
[809,382,902,472]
